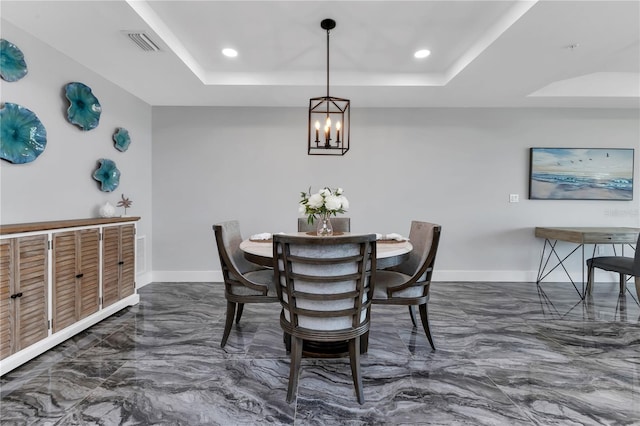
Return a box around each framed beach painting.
[529,148,634,200]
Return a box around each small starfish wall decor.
[117,194,132,216]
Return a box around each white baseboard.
[149,269,623,283]
[152,271,223,282]
[433,270,536,282]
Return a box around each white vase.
[99,202,115,218]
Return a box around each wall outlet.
[509,194,519,203]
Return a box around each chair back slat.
[291,289,361,301]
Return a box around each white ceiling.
[2,0,639,108]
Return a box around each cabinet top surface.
[0,217,141,235]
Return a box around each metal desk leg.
[536,238,584,298]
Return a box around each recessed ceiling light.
[414,49,431,59]
[222,48,238,58]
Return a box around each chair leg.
[283,332,291,353]
[348,336,364,404]
[586,265,595,295]
[286,336,303,403]
[418,303,435,351]
[235,303,245,324]
[619,274,626,295]
[408,305,417,327]
[584,293,595,320]
[221,301,237,348]
[360,331,369,354]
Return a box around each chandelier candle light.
[299,187,349,236]
[308,18,350,156]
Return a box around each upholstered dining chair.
[297,217,351,233]
[372,221,442,350]
[272,233,377,404]
[586,232,640,299]
[213,221,278,348]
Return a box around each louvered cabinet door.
[119,225,136,299]
[0,239,15,360]
[102,225,136,308]
[0,236,48,360]
[52,232,77,333]
[15,235,49,351]
[102,226,120,308]
[78,229,100,320]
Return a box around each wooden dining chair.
[213,220,278,347]
[297,217,351,233]
[586,232,640,299]
[273,233,376,404]
[372,221,442,350]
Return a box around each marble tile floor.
[1,281,639,425]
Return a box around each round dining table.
[239,232,412,269]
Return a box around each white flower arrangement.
[299,187,349,224]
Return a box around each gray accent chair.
[372,221,442,350]
[586,232,640,299]
[213,220,277,347]
[273,233,377,404]
[297,217,351,233]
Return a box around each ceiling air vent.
[126,32,160,52]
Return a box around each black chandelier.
[308,19,350,156]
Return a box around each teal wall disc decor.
[113,127,131,152]
[65,82,102,131]
[92,158,120,192]
[0,102,47,164]
[0,39,28,82]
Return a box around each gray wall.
[2,20,638,284]
[0,21,154,285]
[152,106,639,282]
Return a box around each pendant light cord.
[326,28,330,99]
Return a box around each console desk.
[534,227,639,298]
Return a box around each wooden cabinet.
[102,224,136,308]
[0,217,140,374]
[0,235,49,361]
[52,229,100,333]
